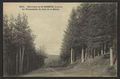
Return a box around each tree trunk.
[113,39,117,65]
[90,48,92,58]
[16,52,18,74]
[81,48,84,63]
[21,46,25,73]
[88,49,90,59]
[27,56,29,72]
[85,49,88,60]
[19,47,22,74]
[101,49,104,55]
[102,44,104,55]
[104,43,106,54]
[110,47,113,66]
[96,50,98,56]
[85,49,87,61]
[93,49,95,58]
[92,49,94,58]
[70,48,73,64]
[97,49,100,56]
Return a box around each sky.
[3,2,80,55]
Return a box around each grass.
[21,55,117,77]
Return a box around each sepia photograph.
[3,2,117,77]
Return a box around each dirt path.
[20,66,114,77]
[21,67,65,77]
[20,56,117,77]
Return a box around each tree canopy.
[3,14,47,76]
[60,3,117,64]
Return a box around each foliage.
[60,3,117,64]
[3,14,47,76]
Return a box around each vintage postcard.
[3,2,117,77]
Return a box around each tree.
[60,3,117,66]
[3,14,47,76]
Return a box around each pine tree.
[60,3,117,66]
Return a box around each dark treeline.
[3,14,47,76]
[60,3,117,66]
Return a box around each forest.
[60,3,117,67]
[3,14,47,76]
[3,3,117,77]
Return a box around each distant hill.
[44,54,60,67]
